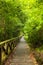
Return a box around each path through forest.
[5,37,38,65]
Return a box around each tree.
[23,0,43,48]
[0,0,23,41]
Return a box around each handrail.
[0,35,22,45]
[0,38,15,45]
[0,35,22,65]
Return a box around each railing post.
[0,46,2,65]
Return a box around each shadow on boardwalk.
[5,37,38,65]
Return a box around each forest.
[0,0,43,65]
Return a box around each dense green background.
[0,0,26,41]
[23,0,43,48]
[0,0,43,48]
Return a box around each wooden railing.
[0,36,22,65]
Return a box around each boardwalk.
[5,37,38,65]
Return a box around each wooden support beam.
[2,46,8,55]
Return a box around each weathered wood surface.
[5,37,38,65]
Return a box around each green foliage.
[24,20,43,48]
[23,0,43,48]
[0,0,43,47]
[0,0,23,41]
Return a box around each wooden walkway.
[5,37,38,65]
